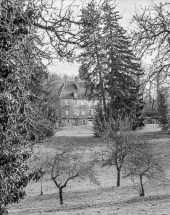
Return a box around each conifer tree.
[102,1,144,129]
[78,0,107,111]
[78,0,144,130]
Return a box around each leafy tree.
[0,0,85,213]
[0,1,45,213]
[157,90,169,130]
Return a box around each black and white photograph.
[0,0,170,214]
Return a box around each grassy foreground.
[9,127,170,215]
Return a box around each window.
[94,100,98,105]
[65,110,68,115]
[88,110,93,115]
[88,100,92,105]
[65,100,68,105]
[74,109,79,116]
[74,100,77,105]
[81,110,85,115]
[81,100,84,105]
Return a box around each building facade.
[58,77,97,127]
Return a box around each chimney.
[75,76,79,91]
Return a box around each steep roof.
[59,80,87,99]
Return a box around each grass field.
[9,125,170,215]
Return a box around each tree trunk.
[139,175,145,197]
[40,177,43,195]
[93,33,107,113]
[59,188,63,205]
[117,167,120,187]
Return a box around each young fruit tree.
[45,147,98,205]
[123,138,166,197]
[94,115,136,187]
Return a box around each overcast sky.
[49,0,163,76]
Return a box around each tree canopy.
[131,2,170,83]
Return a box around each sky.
[49,0,163,76]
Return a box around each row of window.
[65,109,94,116]
[64,100,97,106]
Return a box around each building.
[58,77,98,127]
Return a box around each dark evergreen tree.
[158,91,169,130]
[102,1,144,130]
[79,0,144,130]
[93,103,108,136]
[78,0,107,112]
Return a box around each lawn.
[9,125,170,215]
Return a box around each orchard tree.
[45,148,98,205]
[123,138,166,197]
[94,115,136,187]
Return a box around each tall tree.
[102,2,144,129]
[78,0,107,111]
[79,0,144,129]
[0,0,84,214]
[0,1,46,213]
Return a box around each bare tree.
[123,138,166,197]
[94,115,136,187]
[45,147,98,204]
[131,2,170,84]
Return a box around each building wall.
[59,98,97,127]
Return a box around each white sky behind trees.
[49,0,162,76]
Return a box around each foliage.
[157,91,169,130]
[0,0,84,213]
[123,138,166,197]
[0,1,45,213]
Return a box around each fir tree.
[102,1,144,129]
[78,0,107,111]
[93,103,107,137]
[79,0,144,130]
